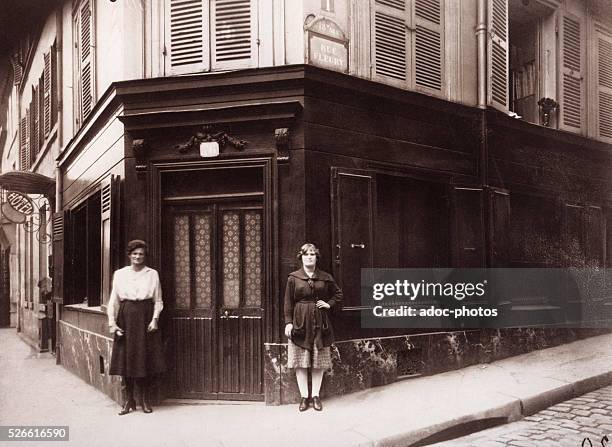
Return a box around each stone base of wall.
[263,328,609,404]
[57,315,608,406]
[59,321,122,402]
[20,307,43,351]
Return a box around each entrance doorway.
[160,166,265,401]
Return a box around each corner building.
[1,0,612,404]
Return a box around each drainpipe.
[54,3,64,364]
[477,0,490,270]
[15,61,23,334]
[476,0,487,109]
[55,6,63,165]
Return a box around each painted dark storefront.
[56,65,612,405]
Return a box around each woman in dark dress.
[284,243,342,411]
[107,240,165,415]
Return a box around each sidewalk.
[1,328,612,447]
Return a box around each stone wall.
[59,321,121,402]
[264,328,609,404]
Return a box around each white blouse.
[107,266,163,327]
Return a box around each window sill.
[63,303,105,315]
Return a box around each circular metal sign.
[7,191,34,215]
[1,191,34,223]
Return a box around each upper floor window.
[502,1,585,133]
[19,41,58,171]
[596,27,612,142]
[490,0,612,142]
[372,0,444,95]
[73,0,96,128]
[164,0,258,76]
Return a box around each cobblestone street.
[432,385,612,446]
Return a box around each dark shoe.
[118,399,136,416]
[298,397,310,412]
[312,396,322,411]
[140,397,153,413]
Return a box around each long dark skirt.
[109,299,166,378]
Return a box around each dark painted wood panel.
[218,315,263,398]
[490,159,612,202]
[489,136,612,182]
[305,122,475,176]
[304,68,481,119]
[129,121,304,164]
[124,89,305,116]
[304,96,479,155]
[170,316,216,398]
[277,150,306,299]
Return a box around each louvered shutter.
[52,211,66,303]
[101,175,121,309]
[38,76,45,144]
[79,0,95,122]
[558,13,584,133]
[51,41,58,127]
[372,0,409,87]
[44,51,51,136]
[487,0,508,111]
[597,32,612,142]
[21,111,31,171]
[19,116,27,171]
[413,0,443,92]
[30,86,39,160]
[11,56,23,86]
[211,0,257,70]
[165,0,209,75]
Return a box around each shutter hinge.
[162,45,167,56]
[256,39,261,46]
[555,26,559,35]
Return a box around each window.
[491,1,588,134]
[19,41,58,171]
[19,113,29,171]
[371,0,444,95]
[68,192,101,306]
[596,29,612,142]
[55,176,120,307]
[44,41,58,137]
[73,0,95,128]
[164,0,258,75]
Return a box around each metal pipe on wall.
[477,0,487,109]
[54,3,63,213]
[54,2,64,364]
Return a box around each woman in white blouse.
[107,240,165,415]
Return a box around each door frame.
[148,157,279,395]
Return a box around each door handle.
[350,243,365,249]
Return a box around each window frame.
[72,0,96,130]
[163,0,259,77]
[370,0,446,97]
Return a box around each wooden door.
[163,199,264,400]
[331,168,375,308]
